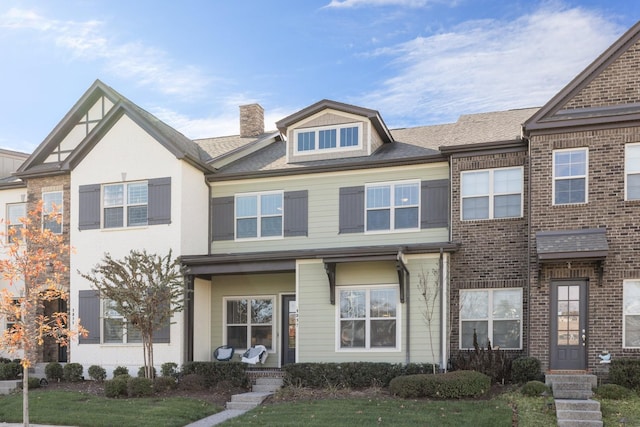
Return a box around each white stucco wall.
[67,115,209,376]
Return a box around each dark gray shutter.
[212,196,235,241]
[421,179,450,229]
[339,186,365,234]
[155,319,170,343]
[78,184,101,230]
[78,290,100,344]
[284,190,308,237]
[148,177,171,225]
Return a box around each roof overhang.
[536,228,609,262]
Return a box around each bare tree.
[80,250,185,378]
[417,266,440,374]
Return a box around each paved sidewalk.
[183,408,248,427]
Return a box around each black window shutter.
[339,186,365,234]
[284,190,308,237]
[212,196,235,241]
[421,179,450,229]
[78,290,100,344]
[78,184,101,230]
[148,177,171,225]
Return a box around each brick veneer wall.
[449,149,529,355]
[26,174,71,362]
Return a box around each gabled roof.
[525,21,640,133]
[16,80,214,178]
[276,99,394,144]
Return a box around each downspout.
[207,177,213,256]
[439,247,447,372]
[405,266,410,365]
[525,131,532,357]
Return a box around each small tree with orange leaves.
[0,200,86,427]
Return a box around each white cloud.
[359,4,624,127]
[325,0,444,8]
[0,8,211,99]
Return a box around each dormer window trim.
[293,122,363,155]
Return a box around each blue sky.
[0,0,638,153]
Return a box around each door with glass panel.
[550,281,588,370]
[281,295,296,365]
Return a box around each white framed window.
[42,191,63,234]
[103,182,148,228]
[460,288,522,350]
[102,299,141,344]
[224,297,274,350]
[6,203,26,243]
[294,123,362,154]
[553,148,588,205]
[623,280,640,348]
[337,286,399,351]
[625,144,640,201]
[461,167,523,220]
[235,192,283,239]
[366,181,419,232]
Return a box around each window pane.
[251,299,272,324]
[127,183,148,204]
[395,184,418,206]
[104,318,124,343]
[261,194,282,215]
[555,150,586,177]
[462,171,489,196]
[371,319,396,347]
[236,196,257,217]
[624,282,640,314]
[555,178,585,204]
[340,126,358,147]
[370,289,396,318]
[461,321,488,348]
[340,290,366,319]
[494,169,522,193]
[43,192,62,212]
[493,320,520,348]
[319,129,337,149]
[494,194,521,218]
[103,185,124,207]
[367,209,390,230]
[7,204,25,224]
[297,132,315,151]
[104,207,123,228]
[237,218,257,238]
[462,197,489,220]
[251,325,272,349]
[340,320,365,348]
[127,323,143,343]
[261,217,282,237]
[395,207,418,229]
[227,326,247,349]
[367,186,390,209]
[460,291,488,319]
[227,300,247,324]
[628,174,640,200]
[44,218,62,234]
[625,315,640,347]
[493,290,522,319]
[127,205,148,226]
[626,145,640,173]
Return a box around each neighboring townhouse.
[523,21,640,374]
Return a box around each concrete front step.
[557,421,603,427]
[555,399,600,412]
[557,410,602,421]
[252,377,283,393]
[555,399,603,426]
[226,391,273,410]
[552,382,593,399]
[546,375,597,388]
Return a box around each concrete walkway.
[183,408,249,427]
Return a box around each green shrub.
[595,383,635,399]
[88,365,106,382]
[161,362,179,378]
[104,375,129,398]
[127,377,154,397]
[18,377,42,390]
[0,357,12,364]
[389,370,491,399]
[177,373,206,391]
[44,362,64,381]
[181,362,249,389]
[610,359,640,391]
[154,375,177,392]
[112,366,129,378]
[520,380,551,397]
[452,333,513,384]
[0,362,21,380]
[137,366,157,378]
[512,357,542,384]
[63,363,84,382]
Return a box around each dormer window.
[294,123,362,154]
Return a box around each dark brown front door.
[550,280,588,370]
[281,295,296,365]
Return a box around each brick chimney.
[239,103,264,137]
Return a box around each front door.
[550,280,588,370]
[281,295,297,365]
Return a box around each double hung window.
[103,182,148,228]
[102,299,141,344]
[553,148,588,205]
[625,144,640,201]
[225,297,274,350]
[6,203,26,243]
[42,191,63,234]
[461,167,522,220]
[366,181,419,231]
[460,288,522,349]
[338,287,398,350]
[235,192,283,239]
[624,280,640,348]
